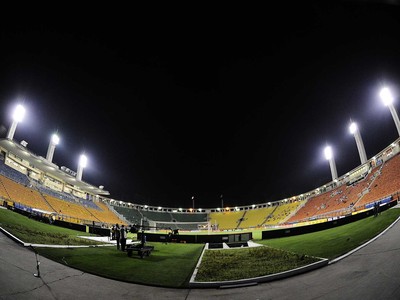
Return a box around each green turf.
[0,208,102,245]
[195,246,320,281]
[38,242,204,288]
[258,208,400,259]
[1,206,400,287]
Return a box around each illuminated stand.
[76,154,87,181]
[46,133,60,163]
[324,145,338,182]
[349,121,367,165]
[7,104,26,140]
[380,87,400,137]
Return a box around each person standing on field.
[120,224,127,251]
[115,223,121,250]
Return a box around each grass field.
[1,206,400,288]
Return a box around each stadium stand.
[0,136,399,235]
[208,209,245,231]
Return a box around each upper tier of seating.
[0,161,126,227]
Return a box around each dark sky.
[1,1,400,209]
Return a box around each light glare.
[324,146,333,160]
[380,87,393,106]
[79,154,87,168]
[349,122,357,134]
[13,104,26,122]
[51,134,60,145]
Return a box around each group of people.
[111,223,128,251]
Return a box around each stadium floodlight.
[349,121,367,164]
[79,154,87,167]
[76,154,87,181]
[7,104,26,140]
[46,133,60,163]
[379,86,400,136]
[324,145,338,181]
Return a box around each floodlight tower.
[349,121,367,165]
[324,145,338,181]
[379,87,400,136]
[46,133,60,163]
[7,104,26,140]
[76,154,87,181]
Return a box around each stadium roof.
[0,138,110,196]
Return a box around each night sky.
[1,1,400,209]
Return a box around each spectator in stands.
[115,223,121,250]
[120,224,127,251]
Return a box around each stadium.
[2,2,400,299]
[1,82,400,299]
[1,98,400,237]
